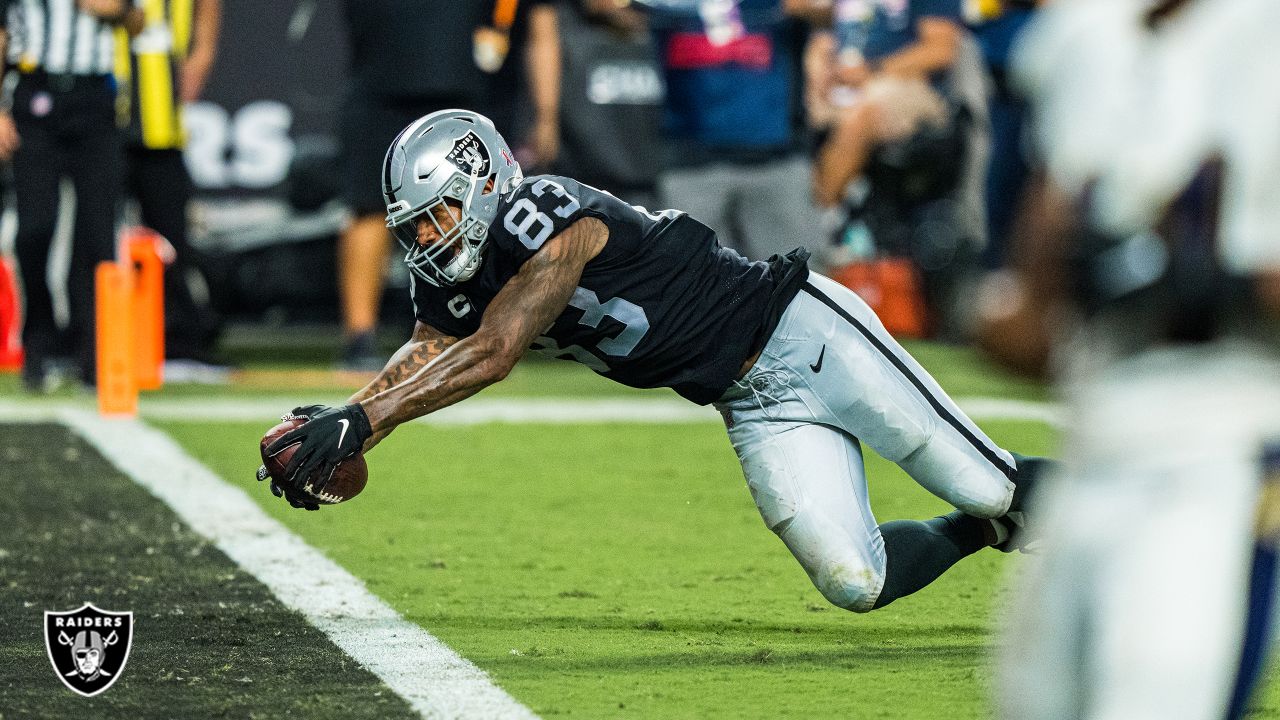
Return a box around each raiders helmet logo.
[44,603,134,697]
[445,131,491,177]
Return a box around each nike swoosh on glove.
[263,403,373,494]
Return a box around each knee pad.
[810,557,885,613]
[773,514,887,613]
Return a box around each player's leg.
[722,417,885,612]
[9,104,62,389]
[1000,348,1280,720]
[797,272,1018,519]
[66,88,125,385]
[128,147,221,360]
[874,510,994,608]
[1224,532,1280,720]
[1002,458,1259,720]
[1091,476,1256,720]
[337,88,397,370]
[718,395,997,611]
[996,471,1093,720]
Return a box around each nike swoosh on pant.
[810,345,826,373]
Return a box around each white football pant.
[714,273,1017,612]
[998,341,1280,720]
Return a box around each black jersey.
[410,175,809,404]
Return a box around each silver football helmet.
[382,109,523,285]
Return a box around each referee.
[117,0,222,366]
[0,0,142,391]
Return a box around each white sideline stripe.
[957,397,1064,427]
[0,396,1064,426]
[51,408,538,720]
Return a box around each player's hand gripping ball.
[257,406,370,508]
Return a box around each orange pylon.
[96,262,137,417]
[124,228,166,390]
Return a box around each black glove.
[255,406,330,511]
[256,463,319,510]
[288,404,326,421]
[263,404,374,493]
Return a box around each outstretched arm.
[359,216,608,434]
[347,321,460,451]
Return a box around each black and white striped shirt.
[3,0,118,76]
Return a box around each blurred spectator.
[808,0,988,338]
[967,0,1036,268]
[118,0,224,369]
[981,1,1280,718]
[553,0,664,207]
[485,0,562,173]
[810,0,970,208]
[0,0,142,391]
[643,0,826,267]
[337,0,560,371]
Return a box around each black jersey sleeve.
[488,176,598,265]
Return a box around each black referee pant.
[124,146,220,360]
[11,72,124,383]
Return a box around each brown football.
[259,417,368,504]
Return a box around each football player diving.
[259,109,1048,613]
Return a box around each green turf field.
[161,417,1051,719]
[4,344,1279,718]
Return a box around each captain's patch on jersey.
[445,131,491,177]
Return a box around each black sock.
[873,510,990,609]
[1009,453,1054,512]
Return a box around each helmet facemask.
[382,110,524,287]
[387,167,490,286]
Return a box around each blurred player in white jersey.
[979,0,1280,718]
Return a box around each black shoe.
[20,353,48,393]
[339,332,384,372]
[989,453,1054,554]
[21,354,76,393]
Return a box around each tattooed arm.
[347,321,459,451]
[358,217,609,436]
